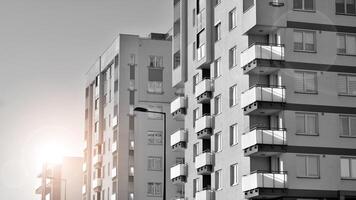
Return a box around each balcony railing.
[112,167,117,178]
[196,188,214,200]
[93,154,102,167]
[242,170,287,192]
[112,116,118,128]
[82,163,87,172]
[82,185,86,194]
[195,152,213,170]
[112,141,117,153]
[242,127,287,150]
[92,178,102,190]
[170,129,187,150]
[194,115,212,136]
[241,84,286,109]
[240,43,285,69]
[170,164,187,182]
[170,96,186,118]
[195,79,212,101]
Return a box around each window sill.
[293,9,316,13]
[230,143,239,147]
[336,12,356,17]
[213,75,222,80]
[338,94,356,97]
[229,65,238,70]
[215,150,222,153]
[231,183,239,187]
[214,112,222,117]
[294,50,317,54]
[295,91,318,95]
[243,5,254,14]
[296,133,319,136]
[341,177,356,180]
[229,26,237,32]
[230,104,239,108]
[297,176,320,179]
[337,53,356,57]
[147,91,164,95]
[339,135,356,138]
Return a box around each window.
[229,85,238,107]
[130,65,135,80]
[148,157,162,171]
[215,170,222,190]
[193,107,201,127]
[230,124,238,146]
[193,73,201,93]
[215,132,222,152]
[230,164,238,185]
[229,8,237,30]
[147,131,163,145]
[193,42,196,60]
[147,81,163,94]
[129,91,134,105]
[193,178,201,197]
[336,0,356,15]
[338,74,356,96]
[214,58,221,78]
[293,0,315,11]
[294,30,316,52]
[197,30,206,61]
[296,113,318,135]
[193,9,196,26]
[340,157,356,179]
[296,155,320,178]
[295,71,317,93]
[243,0,254,12]
[339,115,356,137]
[214,95,222,115]
[148,65,163,94]
[147,182,162,196]
[215,22,221,42]
[95,98,99,110]
[147,105,163,119]
[229,46,237,68]
[337,33,356,55]
[114,80,118,92]
[173,51,181,69]
[193,142,201,162]
[149,56,163,68]
[94,121,99,133]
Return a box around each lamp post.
[46,176,67,200]
[134,107,167,200]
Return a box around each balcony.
[92,178,102,191]
[242,171,287,199]
[111,194,117,200]
[195,115,213,139]
[129,140,135,151]
[82,163,87,172]
[82,185,86,194]
[242,128,287,156]
[241,43,285,75]
[195,152,214,175]
[195,79,212,103]
[112,116,118,128]
[93,132,101,146]
[241,85,285,115]
[170,96,186,120]
[242,0,287,35]
[170,129,187,151]
[93,154,102,167]
[170,164,187,184]
[112,141,117,153]
[196,189,215,200]
[112,167,117,179]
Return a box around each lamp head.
[134,107,148,112]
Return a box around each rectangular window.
[148,66,163,94]
[193,42,196,61]
[215,132,222,152]
[229,84,238,107]
[147,182,162,196]
[296,155,320,178]
[336,0,356,15]
[294,30,316,52]
[296,112,318,135]
[193,178,200,197]
[215,170,222,190]
[340,157,356,179]
[230,124,238,146]
[193,143,198,162]
[129,91,134,105]
[230,164,238,185]
[193,73,200,93]
[94,122,99,133]
[214,58,221,78]
[293,0,315,11]
[295,71,317,93]
[338,74,356,96]
[148,157,162,171]
[215,22,221,42]
[147,131,163,145]
[214,95,222,115]
[229,8,237,30]
[339,115,356,137]
[147,105,163,119]
[149,56,163,68]
[197,30,206,61]
[193,107,201,128]
[193,9,196,26]
[130,65,135,80]
[229,46,237,68]
[95,98,99,110]
[337,33,356,55]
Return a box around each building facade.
[83,33,184,200]
[36,157,83,200]
[170,0,356,199]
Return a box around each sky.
[0,0,172,199]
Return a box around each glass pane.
[304,73,316,92]
[296,114,305,133]
[337,34,346,54]
[340,116,350,136]
[296,156,306,176]
[307,114,317,135]
[295,72,304,92]
[346,0,356,14]
[304,0,314,10]
[348,76,356,95]
[336,0,346,13]
[304,32,315,51]
[341,158,350,178]
[294,31,303,50]
[346,35,356,55]
[351,159,356,178]
[350,117,356,136]
[308,156,319,176]
[338,75,348,94]
[294,0,303,9]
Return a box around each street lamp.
[46,176,67,200]
[134,106,167,200]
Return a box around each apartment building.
[170,0,356,199]
[83,33,184,200]
[36,157,83,200]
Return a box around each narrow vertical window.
[214,58,221,78]
[229,8,237,30]
[229,84,238,107]
[214,22,221,42]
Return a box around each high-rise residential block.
[83,33,184,200]
[171,0,356,199]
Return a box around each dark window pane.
[304,0,314,10]
[336,0,345,13]
[347,0,356,14]
[294,0,303,9]
[148,68,163,82]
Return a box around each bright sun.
[37,142,65,166]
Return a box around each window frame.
[214,94,222,115]
[296,155,320,178]
[336,0,356,15]
[214,58,221,79]
[295,112,319,136]
[338,74,356,96]
[340,157,356,179]
[293,29,317,53]
[229,46,238,69]
[337,33,356,56]
[230,123,239,146]
[215,132,222,153]
[215,169,222,190]
[293,0,316,12]
[147,131,163,145]
[229,8,237,31]
[229,84,238,107]
[295,71,318,94]
[214,22,222,42]
[339,115,356,137]
[230,163,239,186]
[147,156,163,171]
